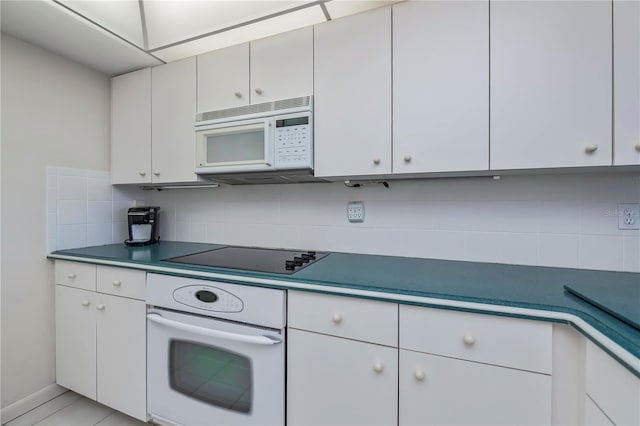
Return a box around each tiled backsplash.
[151,173,640,273]
[46,167,146,251]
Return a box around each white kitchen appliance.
[146,273,286,426]
[195,96,314,184]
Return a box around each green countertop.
[50,241,640,376]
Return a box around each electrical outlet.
[347,201,365,223]
[618,203,640,230]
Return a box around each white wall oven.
[146,273,286,426]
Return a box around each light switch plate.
[618,203,640,230]
[347,201,365,223]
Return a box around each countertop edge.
[48,253,640,376]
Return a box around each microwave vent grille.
[196,96,311,122]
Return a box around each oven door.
[147,308,284,426]
[195,118,274,174]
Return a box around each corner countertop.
[49,241,640,376]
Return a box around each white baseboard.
[1,384,67,425]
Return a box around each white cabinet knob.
[373,362,384,373]
[139,171,146,176]
[112,280,122,287]
[255,88,263,95]
[67,272,76,279]
[332,313,343,324]
[635,143,640,152]
[414,369,426,381]
[234,92,242,98]
[404,155,412,163]
[96,304,106,311]
[463,335,476,346]
[81,300,90,307]
[373,157,381,165]
[153,171,160,176]
[584,144,598,154]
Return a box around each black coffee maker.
[125,207,160,247]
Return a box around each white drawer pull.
[255,88,263,95]
[463,335,476,346]
[414,369,426,381]
[139,171,146,176]
[81,300,90,307]
[67,272,76,279]
[404,154,412,163]
[635,143,640,152]
[373,157,381,165]
[153,171,160,176]
[332,313,343,324]
[584,144,598,154]
[373,362,384,373]
[96,304,106,311]
[112,280,122,287]
[234,92,242,98]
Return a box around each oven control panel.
[173,285,244,312]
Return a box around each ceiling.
[1,0,400,76]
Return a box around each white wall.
[1,35,110,410]
[152,172,640,273]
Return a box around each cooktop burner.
[163,246,328,275]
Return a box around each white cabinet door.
[197,43,249,112]
[250,27,313,104]
[55,285,97,400]
[287,329,398,426]
[111,68,152,184]
[96,293,147,421]
[314,6,392,177]
[393,0,488,174]
[151,57,198,183]
[613,0,640,165]
[399,350,552,426]
[490,1,612,170]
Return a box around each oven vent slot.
[196,96,311,122]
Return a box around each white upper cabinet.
[314,6,392,177]
[613,0,640,165]
[393,1,489,174]
[197,28,313,113]
[490,1,612,170]
[151,57,198,183]
[197,43,250,112]
[111,68,151,184]
[250,27,313,104]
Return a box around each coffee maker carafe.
[125,207,160,247]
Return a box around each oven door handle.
[147,313,282,345]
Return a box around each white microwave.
[195,96,313,176]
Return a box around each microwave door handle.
[147,312,282,345]
[264,120,273,166]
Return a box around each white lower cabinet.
[399,350,551,425]
[287,329,398,426]
[54,262,147,421]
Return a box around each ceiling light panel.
[59,0,145,48]
[324,0,401,20]
[152,4,326,62]
[144,0,310,50]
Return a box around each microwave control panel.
[274,115,312,169]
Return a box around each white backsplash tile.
[579,235,624,272]
[46,167,144,252]
[150,172,640,273]
[58,200,88,225]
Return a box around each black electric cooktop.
[164,246,328,275]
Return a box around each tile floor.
[4,392,147,426]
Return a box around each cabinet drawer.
[97,266,145,300]
[400,305,552,374]
[55,261,96,291]
[288,291,398,347]
[586,341,640,426]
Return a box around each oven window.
[169,340,252,414]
